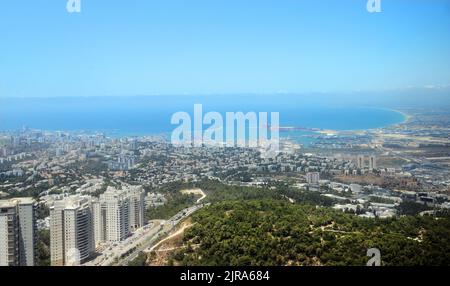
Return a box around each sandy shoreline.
[309,108,412,136]
[391,109,413,124]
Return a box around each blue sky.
[0,0,449,97]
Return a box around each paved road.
[84,220,165,266]
[116,203,208,266]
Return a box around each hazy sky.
[0,0,449,97]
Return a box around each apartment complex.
[93,186,145,245]
[306,172,320,185]
[127,187,145,231]
[356,155,377,170]
[50,195,95,266]
[49,186,146,265]
[0,197,37,266]
[92,199,105,248]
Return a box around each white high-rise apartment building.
[128,186,145,231]
[0,197,37,266]
[356,155,377,170]
[92,199,106,246]
[17,198,37,266]
[101,188,130,242]
[0,200,19,266]
[306,172,320,185]
[369,155,377,170]
[93,186,145,245]
[357,155,365,169]
[50,195,94,266]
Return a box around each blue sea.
[0,95,405,145]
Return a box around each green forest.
[146,192,198,220]
[171,199,450,266]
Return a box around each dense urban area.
[1,107,449,266]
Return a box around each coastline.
[311,108,411,136]
[391,109,412,124]
[1,106,412,140]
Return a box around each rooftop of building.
[0,197,35,208]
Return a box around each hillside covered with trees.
[170,199,450,266]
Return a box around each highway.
[117,203,207,266]
[84,220,164,266]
